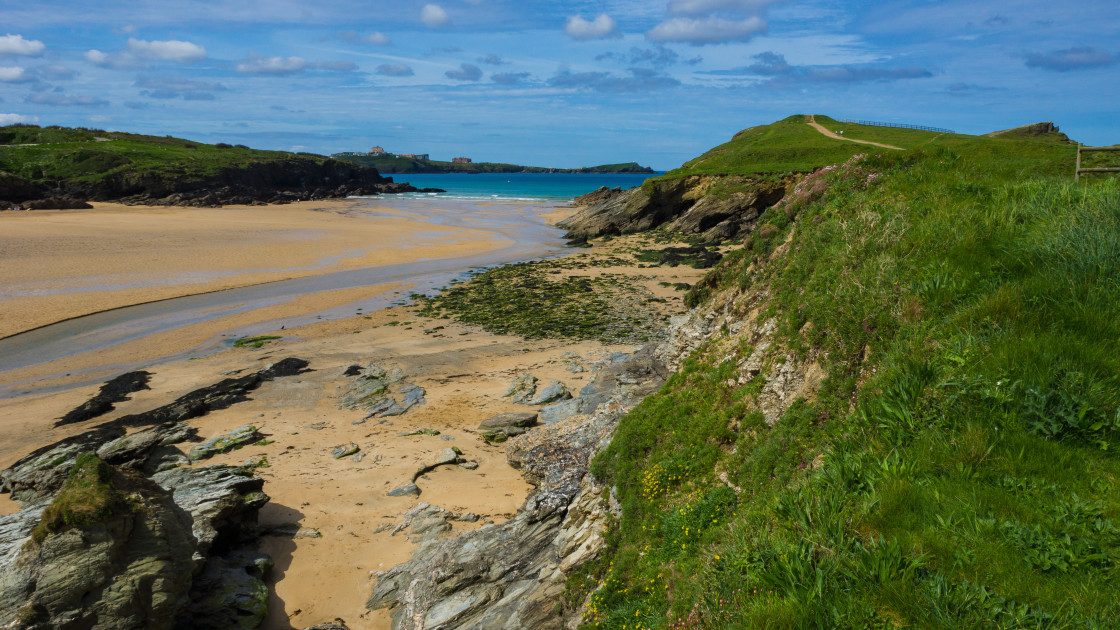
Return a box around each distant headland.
[330,146,654,174]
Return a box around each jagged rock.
[57,370,152,426]
[114,358,309,428]
[0,425,127,501]
[332,443,360,459]
[559,175,786,241]
[179,549,272,630]
[528,380,572,405]
[1,421,193,502]
[478,412,537,442]
[503,374,538,404]
[188,425,262,462]
[341,365,424,417]
[301,622,349,630]
[573,186,624,206]
[0,171,44,203]
[98,422,195,467]
[0,468,196,630]
[388,484,421,498]
[23,197,94,210]
[369,352,667,630]
[538,399,584,425]
[399,384,426,408]
[412,448,462,481]
[458,462,479,471]
[152,465,268,566]
[0,500,49,570]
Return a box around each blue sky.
[0,0,1117,169]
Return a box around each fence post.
[1075,143,1081,182]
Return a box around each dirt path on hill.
[807,115,904,150]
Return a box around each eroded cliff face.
[560,175,790,242]
[366,231,829,629]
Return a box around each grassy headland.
[0,124,399,205]
[559,116,1120,628]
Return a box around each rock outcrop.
[0,361,306,628]
[57,371,152,426]
[559,175,788,242]
[367,349,669,629]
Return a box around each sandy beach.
[0,200,708,629]
[0,200,510,340]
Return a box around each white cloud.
[565,14,620,41]
[647,16,766,44]
[85,50,111,66]
[88,115,112,123]
[421,4,450,28]
[365,32,391,45]
[667,0,775,15]
[0,34,45,56]
[0,113,39,125]
[0,66,32,82]
[126,38,206,62]
[236,54,309,75]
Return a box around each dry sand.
[0,201,710,630]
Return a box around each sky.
[0,0,1117,170]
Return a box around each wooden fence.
[1075,144,1120,182]
[839,119,955,134]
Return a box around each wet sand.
[0,200,509,340]
[0,201,710,629]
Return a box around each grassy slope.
[0,125,329,184]
[570,118,1120,628]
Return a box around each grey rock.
[538,398,584,425]
[302,623,350,630]
[503,374,538,404]
[399,383,426,408]
[0,468,196,630]
[332,443,360,459]
[188,425,262,462]
[368,350,668,630]
[527,380,572,406]
[0,421,197,502]
[388,484,421,497]
[558,175,785,241]
[180,549,272,630]
[352,452,367,463]
[478,412,538,431]
[412,448,462,481]
[0,499,49,570]
[152,465,268,566]
[458,462,479,471]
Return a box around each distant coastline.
[331,153,654,175]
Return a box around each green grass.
[0,124,330,185]
[31,453,126,543]
[811,115,952,149]
[569,121,1120,628]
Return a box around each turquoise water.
[382,172,660,201]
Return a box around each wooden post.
[1076,143,1081,182]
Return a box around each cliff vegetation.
[565,116,1120,628]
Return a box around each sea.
[382,172,660,202]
